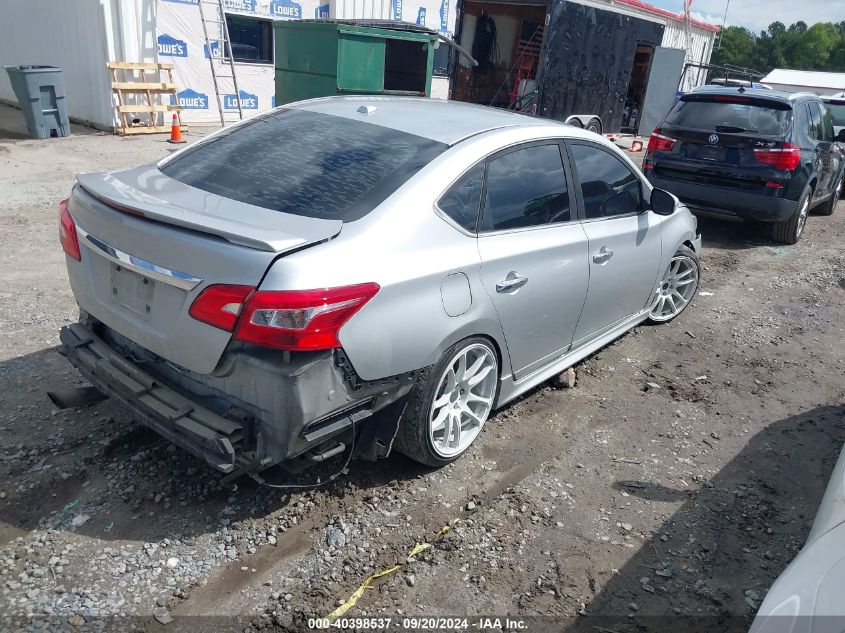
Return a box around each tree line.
[711,21,845,76]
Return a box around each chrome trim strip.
[76,226,203,291]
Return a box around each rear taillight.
[59,198,81,261]
[647,129,677,153]
[754,143,801,171]
[235,283,380,351]
[189,282,380,351]
[189,284,254,331]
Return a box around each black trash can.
[4,65,71,139]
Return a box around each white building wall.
[661,20,716,92]
[158,0,457,124]
[0,0,156,128]
[332,0,392,19]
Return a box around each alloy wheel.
[429,343,497,458]
[649,255,699,322]
[796,195,810,238]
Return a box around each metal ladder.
[197,0,243,126]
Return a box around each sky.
[647,0,845,33]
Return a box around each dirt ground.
[0,102,843,633]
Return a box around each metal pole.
[717,0,730,50]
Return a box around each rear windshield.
[666,97,791,136]
[826,102,845,126]
[160,109,447,221]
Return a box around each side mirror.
[650,188,677,216]
[836,129,845,143]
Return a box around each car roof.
[288,95,568,145]
[688,85,819,104]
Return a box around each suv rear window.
[665,97,791,136]
[161,109,447,221]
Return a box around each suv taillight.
[189,282,380,351]
[753,143,801,171]
[59,198,81,261]
[647,129,677,153]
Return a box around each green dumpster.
[274,21,437,106]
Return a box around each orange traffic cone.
[167,114,186,144]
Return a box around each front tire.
[393,338,498,467]
[772,188,810,244]
[648,245,700,323]
[586,118,602,134]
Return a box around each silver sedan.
[58,96,701,475]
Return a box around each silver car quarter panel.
[441,273,472,317]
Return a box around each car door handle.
[496,272,528,293]
[592,247,614,264]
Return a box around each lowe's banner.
[157,0,458,124]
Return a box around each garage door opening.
[622,44,655,133]
[452,1,546,109]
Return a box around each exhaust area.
[47,386,108,409]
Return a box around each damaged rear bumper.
[59,320,416,474]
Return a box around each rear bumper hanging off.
[59,320,419,475]
[60,323,245,472]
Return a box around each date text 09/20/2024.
[308,617,529,630]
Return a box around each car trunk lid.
[67,166,342,374]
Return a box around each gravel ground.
[0,103,843,633]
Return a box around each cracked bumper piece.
[60,323,243,472]
[59,321,417,473]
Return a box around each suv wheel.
[394,338,498,467]
[772,188,811,245]
[816,176,842,216]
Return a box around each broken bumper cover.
[60,323,244,472]
[59,321,418,474]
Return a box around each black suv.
[643,87,844,244]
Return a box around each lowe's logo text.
[173,89,209,109]
[224,90,258,110]
[223,0,256,11]
[392,0,403,20]
[270,0,302,19]
[416,6,426,25]
[157,34,188,57]
[204,41,221,59]
[163,0,198,4]
[315,3,329,18]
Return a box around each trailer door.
[638,46,686,135]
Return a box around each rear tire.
[816,175,842,216]
[393,337,498,467]
[772,188,811,245]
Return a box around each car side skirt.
[495,308,651,408]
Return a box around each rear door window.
[825,102,845,128]
[666,97,791,136]
[808,102,823,140]
[479,144,571,232]
[814,102,834,142]
[160,109,447,221]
